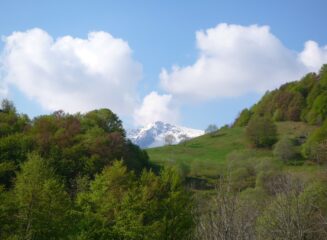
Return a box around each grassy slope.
[147,122,318,179]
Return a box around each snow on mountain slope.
[127,121,204,148]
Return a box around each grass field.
[147,122,318,180]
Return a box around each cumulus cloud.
[160,23,327,101]
[133,91,179,126]
[1,28,142,115]
[299,40,327,72]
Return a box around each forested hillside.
[147,65,327,239]
[0,101,194,239]
[234,64,327,126]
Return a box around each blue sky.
[0,0,326,129]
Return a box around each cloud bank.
[1,28,142,115]
[160,23,327,101]
[133,91,179,126]
[1,25,327,127]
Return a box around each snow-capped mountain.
[127,121,204,148]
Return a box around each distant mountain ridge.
[127,121,204,148]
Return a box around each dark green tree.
[246,116,277,148]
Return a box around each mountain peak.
[127,122,204,148]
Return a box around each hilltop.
[147,65,327,188]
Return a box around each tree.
[205,124,218,134]
[165,134,176,146]
[309,140,327,164]
[257,177,327,240]
[77,162,194,239]
[179,134,191,144]
[233,108,252,127]
[83,108,125,136]
[195,176,258,240]
[0,185,17,239]
[13,153,72,240]
[1,99,16,113]
[302,119,327,163]
[246,116,277,148]
[273,109,283,121]
[273,137,297,163]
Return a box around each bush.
[205,124,218,134]
[302,119,327,163]
[273,137,297,163]
[246,116,278,148]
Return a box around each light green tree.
[77,161,194,240]
[14,153,72,240]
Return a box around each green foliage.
[77,161,194,239]
[306,92,327,124]
[239,66,327,126]
[13,154,72,240]
[233,108,252,127]
[82,108,125,136]
[0,100,149,192]
[302,119,327,163]
[257,180,327,240]
[273,137,298,163]
[1,99,16,113]
[246,116,278,148]
[273,109,283,121]
[0,101,158,238]
[0,101,30,137]
[122,140,150,174]
[0,186,17,239]
[0,161,17,188]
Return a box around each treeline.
[0,101,194,239]
[234,65,327,164]
[0,100,150,190]
[234,64,327,126]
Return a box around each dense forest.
[0,103,194,239]
[0,65,327,239]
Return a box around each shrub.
[302,119,327,163]
[246,116,278,148]
[205,124,218,134]
[273,137,297,163]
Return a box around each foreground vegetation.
[0,100,195,239]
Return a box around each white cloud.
[1,28,142,115]
[160,23,327,101]
[133,91,179,126]
[299,40,327,72]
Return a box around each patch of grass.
[147,122,317,180]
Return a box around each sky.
[0,0,327,130]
